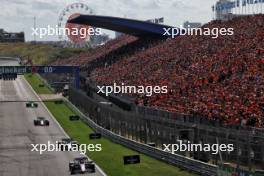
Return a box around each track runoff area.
[0,64,194,175]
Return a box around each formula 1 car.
[34,117,49,126]
[26,101,38,108]
[58,138,79,151]
[69,157,95,175]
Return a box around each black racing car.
[34,117,49,126]
[58,138,79,151]
[69,157,95,175]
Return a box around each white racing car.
[69,157,95,175]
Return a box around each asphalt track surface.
[0,59,104,176]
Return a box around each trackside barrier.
[64,99,218,176]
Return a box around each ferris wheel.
[58,3,94,48]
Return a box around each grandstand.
[55,14,264,128]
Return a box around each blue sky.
[0,0,217,41]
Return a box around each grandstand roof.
[68,15,176,37]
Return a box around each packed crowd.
[89,14,264,128]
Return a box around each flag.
[237,0,240,6]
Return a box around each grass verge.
[24,74,52,94]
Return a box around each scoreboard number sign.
[123,155,140,165]
[44,66,53,73]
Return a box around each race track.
[0,59,104,176]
